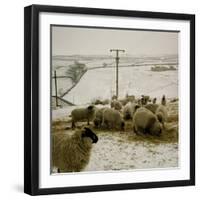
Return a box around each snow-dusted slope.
[63,65,178,105]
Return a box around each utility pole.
[110,49,125,99]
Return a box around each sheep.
[141,95,150,105]
[93,107,107,128]
[118,98,129,106]
[153,98,157,104]
[52,127,98,173]
[125,94,135,102]
[132,107,162,136]
[144,103,159,114]
[102,99,110,105]
[102,108,125,130]
[123,102,140,120]
[119,95,135,106]
[112,95,117,100]
[93,99,103,105]
[155,104,168,128]
[136,98,142,105]
[110,100,122,111]
[145,104,168,129]
[170,98,178,103]
[161,95,167,106]
[93,99,109,105]
[71,105,95,128]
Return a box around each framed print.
[24,4,195,195]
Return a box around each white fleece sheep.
[52,127,98,173]
[133,107,162,136]
[93,107,106,128]
[71,105,95,128]
[123,102,140,120]
[144,103,159,114]
[155,104,168,128]
[102,108,125,130]
[110,100,122,111]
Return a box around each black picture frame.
[24,4,195,196]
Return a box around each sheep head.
[82,127,98,143]
[87,105,95,114]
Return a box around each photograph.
[51,25,179,173]
[24,4,195,195]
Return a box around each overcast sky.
[52,26,178,56]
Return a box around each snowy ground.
[52,102,178,172]
[84,131,178,172]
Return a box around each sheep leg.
[133,125,138,134]
[87,118,90,125]
[72,121,76,129]
[103,120,109,129]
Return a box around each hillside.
[63,65,178,105]
[52,54,178,104]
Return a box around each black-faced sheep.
[133,107,162,136]
[52,127,98,173]
[141,95,150,105]
[102,108,125,130]
[153,98,157,104]
[71,105,95,128]
[110,100,122,111]
[123,102,140,120]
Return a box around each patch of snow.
[84,132,178,171]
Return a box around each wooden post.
[54,70,59,107]
[110,49,125,99]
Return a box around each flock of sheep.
[71,95,167,134]
[52,94,171,173]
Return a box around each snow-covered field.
[63,65,178,105]
[52,102,178,172]
[52,54,178,103]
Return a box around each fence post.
[54,70,59,107]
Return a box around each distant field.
[63,65,178,105]
[52,54,178,105]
